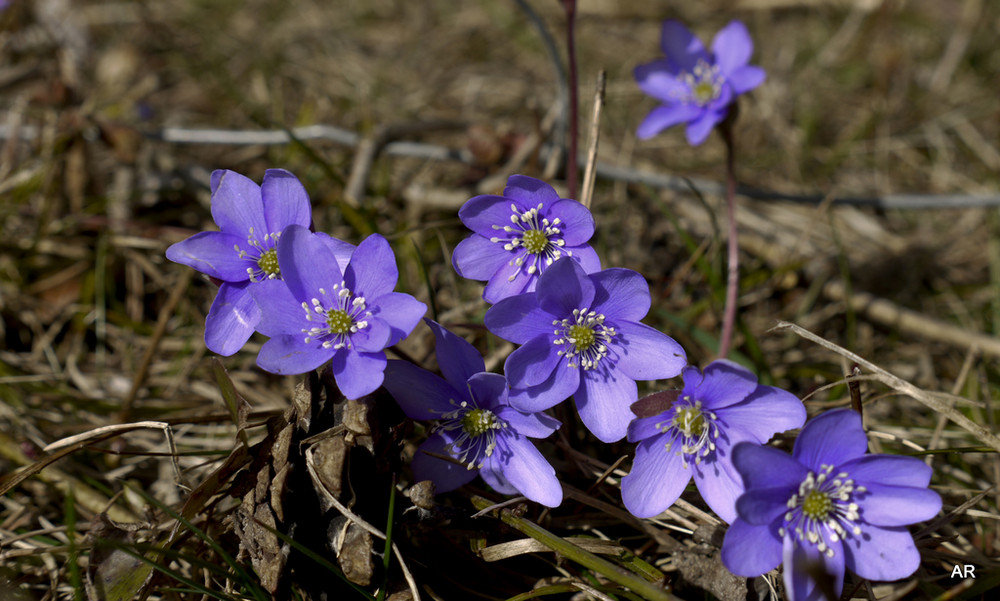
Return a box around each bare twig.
[822,280,1000,359]
[3,122,997,208]
[511,0,568,168]
[344,121,466,207]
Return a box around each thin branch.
[5,122,996,209]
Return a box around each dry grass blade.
[470,495,680,601]
[822,280,1000,359]
[580,70,605,209]
[0,421,180,502]
[773,321,1000,453]
[480,536,626,562]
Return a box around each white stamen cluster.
[434,397,507,470]
[657,397,720,468]
[489,203,570,282]
[552,308,616,370]
[235,227,283,282]
[677,59,724,106]
[300,281,371,350]
[780,464,866,558]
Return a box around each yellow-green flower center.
[781,465,867,559]
[461,408,497,437]
[801,489,833,520]
[521,229,549,254]
[257,248,280,277]
[659,397,719,467]
[568,324,596,353]
[489,203,569,282]
[674,405,706,437]
[554,308,616,370]
[693,81,716,103]
[679,59,724,106]
[326,309,353,334]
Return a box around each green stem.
[378,475,397,601]
[470,496,679,601]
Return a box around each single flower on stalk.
[621,360,806,523]
[452,174,600,304]
[382,319,562,507]
[721,409,942,601]
[485,258,686,443]
[634,20,765,145]
[166,169,354,355]
[250,226,426,399]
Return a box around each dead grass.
[1,0,998,599]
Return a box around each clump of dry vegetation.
[0,0,998,599]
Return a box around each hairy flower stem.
[562,0,579,199]
[717,119,738,359]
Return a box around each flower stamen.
[677,59,724,106]
[779,465,866,558]
[434,399,507,470]
[300,281,371,349]
[489,203,570,281]
[657,396,720,467]
[552,308,616,370]
[237,228,283,282]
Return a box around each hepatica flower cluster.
[167,169,353,356]
[167,169,425,399]
[167,16,941,595]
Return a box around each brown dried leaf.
[406,481,435,511]
[344,397,376,452]
[231,417,295,595]
[330,516,374,586]
[310,435,348,511]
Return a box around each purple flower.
[452,174,600,304]
[621,360,806,523]
[383,320,562,507]
[166,169,354,356]
[721,409,942,601]
[484,258,686,443]
[250,226,426,399]
[635,20,766,145]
